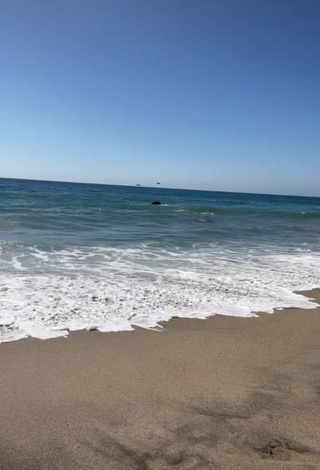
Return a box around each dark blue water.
[0,178,319,342]
[1,178,320,247]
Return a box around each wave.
[0,243,319,343]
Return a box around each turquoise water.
[0,178,320,342]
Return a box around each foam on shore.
[0,243,319,343]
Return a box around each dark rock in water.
[151,201,161,205]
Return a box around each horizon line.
[0,176,319,199]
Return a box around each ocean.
[0,178,319,343]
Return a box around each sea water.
[0,178,319,342]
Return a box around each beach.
[0,289,319,470]
[1,0,319,467]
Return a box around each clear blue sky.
[1,0,319,196]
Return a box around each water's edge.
[0,288,319,345]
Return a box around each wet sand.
[0,290,320,469]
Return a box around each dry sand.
[0,290,320,469]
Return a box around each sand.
[0,290,320,469]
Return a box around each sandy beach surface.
[0,290,320,470]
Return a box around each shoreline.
[1,288,319,345]
[0,290,319,469]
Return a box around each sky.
[0,0,319,196]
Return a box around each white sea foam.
[0,243,319,343]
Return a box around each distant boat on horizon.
[136,184,141,187]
